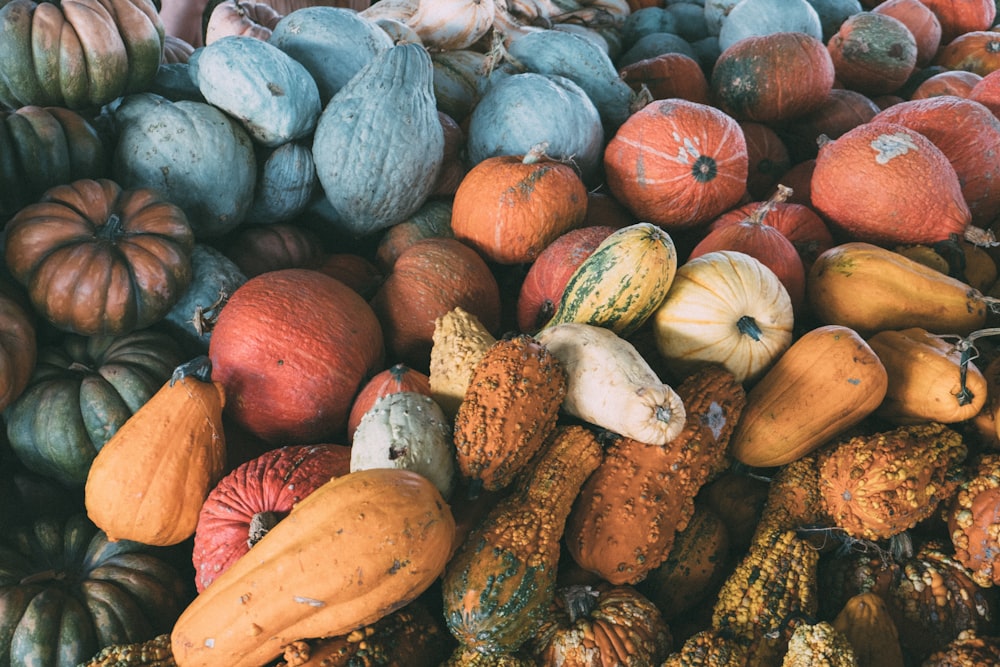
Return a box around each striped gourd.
[541,222,677,338]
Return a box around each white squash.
[535,322,686,445]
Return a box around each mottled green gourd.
[441,425,603,655]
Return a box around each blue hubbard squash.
[718,0,823,51]
[112,93,257,239]
[246,141,316,224]
[188,35,321,147]
[311,43,444,239]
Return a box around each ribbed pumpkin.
[872,0,942,66]
[208,268,385,445]
[832,592,906,667]
[935,30,1000,76]
[4,177,195,336]
[191,443,352,592]
[711,31,835,123]
[740,121,792,199]
[451,144,588,265]
[826,12,918,95]
[205,0,282,43]
[245,140,316,224]
[810,121,972,245]
[909,69,983,98]
[0,282,35,413]
[222,222,326,278]
[402,0,495,51]
[0,0,164,109]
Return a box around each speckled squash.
[452,335,567,494]
[441,425,603,655]
[347,364,431,442]
[428,306,496,419]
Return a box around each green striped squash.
[540,222,677,338]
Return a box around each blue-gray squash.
[188,35,321,147]
[505,28,635,134]
[311,43,444,239]
[163,244,247,353]
[246,141,316,224]
[466,72,604,186]
[269,7,393,105]
[112,92,257,239]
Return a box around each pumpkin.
[453,334,566,495]
[728,324,888,468]
[711,31,835,124]
[222,222,326,278]
[872,96,1000,227]
[208,268,385,445]
[716,0,823,52]
[541,222,679,339]
[0,0,164,109]
[603,99,748,231]
[515,225,615,333]
[832,592,906,667]
[662,629,749,666]
[4,177,195,336]
[618,52,711,105]
[817,422,968,541]
[0,105,108,218]
[909,69,983,98]
[826,12,918,96]
[432,111,468,197]
[810,121,973,246]
[431,49,488,124]
[935,29,1000,76]
[699,471,771,552]
[450,144,588,265]
[740,121,792,200]
[917,0,996,45]
[316,252,384,301]
[79,635,176,667]
[311,42,443,239]
[204,0,282,43]
[0,513,190,667]
[776,88,881,163]
[112,93,257,239]
[441,425,603,655]
[867,327,988,424]
[428,306,496,418]
[351,391,456,498]
[0,281,36,413]
[969,68,1000,116]
[564,364,745,585]
[530,583,673,665]
[651,250,794,384]
[871,0,942,67]
[5,329,185,487]
[170,468,456,667]
[807,242,991,336]
[191,443,352,592]
[373,198,453,272]
[245,141,316,224]
[162,33,195,63]
[403,0,494,50]
[346,363,431,442]
[84,357,226,546]
[946,453,1000,588]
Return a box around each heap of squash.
[6,0,1000,665]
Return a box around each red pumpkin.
[775,159,817,207]
[0,282,36,412]
[909,70,983,99]
[315,253,384,300]
[776,88,882,163]
[740,122,792,201]
[208,268,385,445]
[223,222,326,278]
[618,52,711,105]
[432,112,468,197]
[582,191,636,230]
[918,0,996,45]
[516,225,616,333]
[346,363,432,442]
[827,12,918,96]
[871,0,943,67]
[934,30,1000,76]
[810,121,972,245]
[192,443,352,592]
[604,99,748,231]
[370,237,500,372]
[970,68,1000,117]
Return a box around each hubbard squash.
[170,468,456,667]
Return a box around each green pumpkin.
[0,513,190,667]
[246,141,316,224]
[4,330,185,487]
[112,93,257,239]
[0,106,107,218]
[189,36,321,148]
[432,49,489,124]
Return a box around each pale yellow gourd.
[428,306,497,417]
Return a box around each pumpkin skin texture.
[4,178,195,336]
[872,0,942,67]
[84,357,227,546]
[205,0,282,43]
[208,268,385,445]
[311,42,444,239]
[776,88,881,164]
[947,453,1000,588]
[918,0,996,45]
[191,443,352,592]
[0,0,164,110]
[0,283,36,413]
[222,222,326,278]
[827,12,918,96]
[451,146,588,265]
[171,468,455,667]
[245,140,316,224]
[729,324,889,468]
[711,31,835,124]
[604,99,748,231]
[346,363,431,442]
[370,238,500,372]
[619,52,711,105]
[909,69,982,99]
[5,329,185,487]
[0,513,189,667]
[740,121,792,199]
[810,121,972,245]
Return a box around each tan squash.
[170,468,455,667]
[729,325,889,468]
[428,306,497,418]
[867,327,988,425]
[832,592,906,667]
[84,357,226,546]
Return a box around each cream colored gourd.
[405,0,495,50]
[429,306,497,417]
[350,391,456,499]
[652,250,794,384]
[535,322,686,445]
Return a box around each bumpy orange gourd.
[947,453,1000,587]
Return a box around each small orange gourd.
[84,356,226,546]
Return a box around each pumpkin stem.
[964,224,998,248]
[171,356,213,386]
[523,142,550,165]
[561,584,599,623]
[736,315,763,342]
[747,184,793,226]
[247,511,280,549]
[96,213,125,242]
[947,327,1000,407]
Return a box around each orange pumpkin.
[918,0,996,45]
[947,453,1000,587]
[969,68,1000,117]
[934,30,1000,75]
[827,11,918,96]
[604,99,748,231]
[451,144,588,265]
[740,121,792,200]
[810,120,972,245]
[776,88,881,163]
[618,52,711,105]
[909,69,983,99]
[871,0,943,67]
